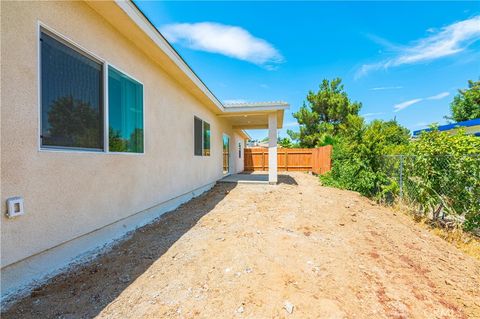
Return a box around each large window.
[194,117,210,156]
[108,66,144,153]
[39,29,144,153]
[40,31,103,150]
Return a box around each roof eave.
[86,0,225,113]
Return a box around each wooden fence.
[244,145,332,174]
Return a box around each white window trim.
[37,21,145,156]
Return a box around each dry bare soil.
[3,172,479,319]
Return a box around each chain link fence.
[381,154,480,231]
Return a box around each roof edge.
[413,118,480,135]
[223,101,289,113]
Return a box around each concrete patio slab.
[218,173,269,184]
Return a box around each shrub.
[320,117,410,197]
[406,129,480,229]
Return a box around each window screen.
[194,117,203,156]
[40,31,103,150]
[108,66,144,153]
[203,122,210,156]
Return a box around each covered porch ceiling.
[218,101,289,129]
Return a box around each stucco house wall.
[0,0,241,298]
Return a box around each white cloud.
[357,16,480,78]
[394,98,423,112]
[361,112,386,117]
[160,22,284,68]
[369,86,403,91]
[393,91,450,112]
[427,92,450,100]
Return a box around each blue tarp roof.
[412,118,480,136]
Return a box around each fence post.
[399,155,404,201]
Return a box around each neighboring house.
[413,118,480,137]
[0,0,288,301]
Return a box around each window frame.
[193,116,211,157]
[37,22,145,156]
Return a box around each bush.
[322,122,480,233]
[406,129,480,230]
[320,117,410,197]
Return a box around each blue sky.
[135,1,480,140]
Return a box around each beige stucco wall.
[0,1,237,268]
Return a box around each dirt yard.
[3,172,479,318]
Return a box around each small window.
[203,122,210,156]
[238,142,242,158]
[108,66,144,153]
[194,117,210,156]
[40,31,103,150]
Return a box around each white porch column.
[268,112,277,184]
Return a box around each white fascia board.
[241,130,252,140]
[115,0,225,112]
[223,105,289,113]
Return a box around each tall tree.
[447,80,480,122]
[291,78,361,147]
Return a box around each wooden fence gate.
[244,145,332,174]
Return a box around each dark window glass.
[203,122,210,156]
[40,31,103,150]
[108,66,144,153]
[239,142,242,158]
[194,117,202,156]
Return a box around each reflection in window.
[203,122,210,156]
[108,66,144,153]
[40,31,103,150]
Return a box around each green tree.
[46,95,101,148]
[447,80,480,122]
[321,118,410,197]
[109,128,128,152]
[128,128,144,153]
[292,78,361,148]
[278,137,298,148]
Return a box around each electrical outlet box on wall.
[6,197,25,218]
